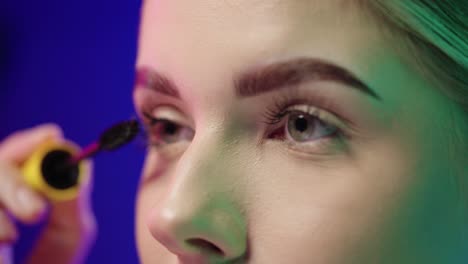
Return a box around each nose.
[146,142,247,261]
[148,197,246,260]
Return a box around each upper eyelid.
[134,87,188,115]
[287,105,347,129]
[138,100,194,126]
[139,106,346,132]
[137,85,356,132]
[142,111,160,124]
[273,91,359,131]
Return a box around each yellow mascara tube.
[21,140,88,202]
[20,119,138,202]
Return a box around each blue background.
[1,0,143,263]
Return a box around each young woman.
[1,1,467,263]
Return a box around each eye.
[264,102,349,154]
[285,110,338,142]
[269,110,338,142]
[143,112,194,147]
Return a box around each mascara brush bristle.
[99,119,140,151]
[68,119,140,165]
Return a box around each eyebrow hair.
[134,66,181,99]
[234,58,381,100]
[135,57,380,101]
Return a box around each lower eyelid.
[286,137,328,149]
[308,112,346,133]
[286,136,346,156]
[150,140,191,160]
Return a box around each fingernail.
[16,188,46,215]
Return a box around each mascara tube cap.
[21,140,89,201]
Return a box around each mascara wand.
[69,119,140,165]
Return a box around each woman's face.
[133,1,465,263]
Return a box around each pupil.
[164,122,178,135]
[295,115,308,132]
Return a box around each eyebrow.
[135,57,380,100]
[134,67,181,99]
[235,58,380,100]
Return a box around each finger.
[28,160,96,264]
[0,124,63,164]
[0,162,47,224]
[0,211,17,244]
[0,245,13,264]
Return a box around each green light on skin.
[355,43,468,263]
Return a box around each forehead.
[137,0,387,101]
[140,1,380,55]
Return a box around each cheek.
[244,142,413,262]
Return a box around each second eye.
[143,113,194,147]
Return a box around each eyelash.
[139,93,351,153]
[141,110,185,149]
[266,91,349,129]
[262,93,350,150]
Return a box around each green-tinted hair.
[364,0,468,178]
[365,1,468,113]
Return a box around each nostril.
[186,238,225,256]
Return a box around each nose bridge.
[148,128,248,259]
[174,124,242,199]
[177,115,249,197]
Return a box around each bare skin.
[134,1,466,263]
[2,1,466,264]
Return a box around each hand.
[0,124,96,264]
